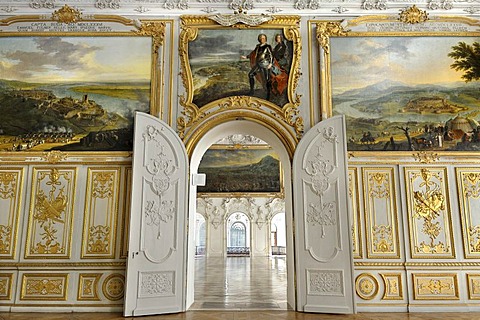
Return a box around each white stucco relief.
[303,126,342,263]
[141,125,179,263]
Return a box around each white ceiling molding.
[1,0,479,16]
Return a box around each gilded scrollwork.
[412,169,447,254]
[456,169,480,258]
[363,168,399,258]
[21,274,68,300]
[32,169,68,255]
[52,4,82,24]
[405,167,454,258]
[413,273,459,300]
[355,273,379,300]
[178,16,302,149]
[399,5,429,24]
[26,168,76,259]
[315,21,348,54]
[372,224,394,253]
[82,169,119,258]
[133,21,166,54]
[102,273,125,301]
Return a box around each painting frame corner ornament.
[317,14,480,156]
[178,14,303,145]
[0,11,168,153]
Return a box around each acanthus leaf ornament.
[209,13,272,27]
[52,4,81,24]
[133,20,166,54]
[316,21,348,54]
[399,5,429,24]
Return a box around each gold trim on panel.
[362,167,400,259]
[0,168,25,260]
[349,168,362,259]
[456,168,480,259]
[25,167,77,259]
[0,273,13,301]
[102,273,125,301]
[467,274,480,300]
[120,167,132,259]
[2,262,125,268]
[184,109,298,160]
[404,167,455,259]
[81,167,120,259]
[77,273,102,301]
[355,273,379,300]
[412,273,459,300]
[20,273,69,301]
[380,273,403,300]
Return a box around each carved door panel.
[293,115,355,313]
[124,112,189,316]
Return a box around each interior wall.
[196,197,285,257]
[1,3,480,313]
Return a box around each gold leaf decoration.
[52,5,82,24]
[399,5,428,24]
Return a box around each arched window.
[230,222,246,247]
[226,212,250,255]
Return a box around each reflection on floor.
[5,256,480,319]
[190,256,288,310]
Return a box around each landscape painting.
[189,29,293,107]
[0,36,152,152]
[330,36,480,152]
[197,147,281,195]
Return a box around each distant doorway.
[271,212,286,256]
[227,212,250,256]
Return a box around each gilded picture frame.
[197,144,284,198]
[178,15,303,143]
[318,11,480,154]
[0,6,167,152]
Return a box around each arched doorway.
[226,213,250,256]
[124,113,354,316]
[270,212,286,256]
[187,120,295,310]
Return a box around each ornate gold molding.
[52,5,82,24]
[178,15,302,153]
[315,21,348,54]
[42,151,67,164]
[399,5,429,24]
[413,151,440,164]
[133,21,166,54]
[355,273,379,300]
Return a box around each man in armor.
[242,33,274,100]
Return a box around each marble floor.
[4,256,480,319]
[190,255,288,310]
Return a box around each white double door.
[123,112,355,316]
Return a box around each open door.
[124,112,189,316]
[293,115,355,314]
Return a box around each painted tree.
[448,41,480,82]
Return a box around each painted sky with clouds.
[0,37,151,83]
[200,148,279,168]
[330,37,479,94]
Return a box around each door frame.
[186,119,296,310]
